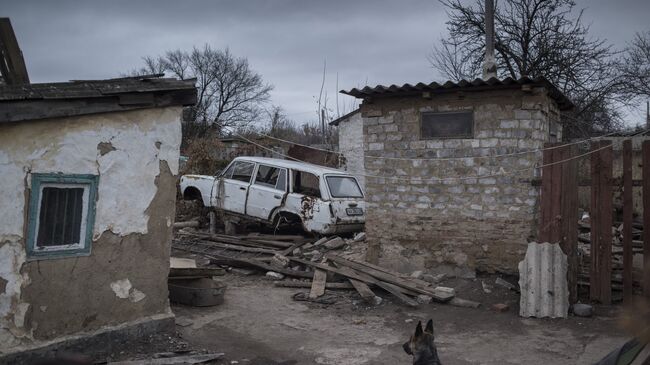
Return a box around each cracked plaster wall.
[0,107,182,353]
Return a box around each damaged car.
[179,156,365,234]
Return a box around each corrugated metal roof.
[518,242,569,318]
[340,76,574,110]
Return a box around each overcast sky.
[3,0,649,125]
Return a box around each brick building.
[336,77,573,274]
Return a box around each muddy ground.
[169,272,628,365]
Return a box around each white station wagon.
[179,157,365,235]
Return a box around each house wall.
[338,112,365,190]
[0,107,182,354]
[361,88,560,274]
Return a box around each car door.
[221,160,255,214]
[246,164,287,220]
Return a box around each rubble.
[172,230,457,307]
[492,303,510,312]
[265,271,285,280]
[572,303,593,317]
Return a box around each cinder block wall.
[361,88,560,274]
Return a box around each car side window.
[222,163,235,179]
[292,170,320,198]
[254,165,287,192]
[228,161,255,183]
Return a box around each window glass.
[326,176,363,198]
[229,162,254,183]
[292,170,321,197]
[421,111,474,139]
[222,163,235,179]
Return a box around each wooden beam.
[559,144,579,303]
[590,140,613,304]
[0,18,29,84]
[623,139,634,300]
[309,269,327,299]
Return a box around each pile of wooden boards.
[172,231,456,307]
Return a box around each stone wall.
[338,112,365,190]
[360,87,560,274]
[0,107,181,354]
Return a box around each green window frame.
[26,173,99,260]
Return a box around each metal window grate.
[36,187,84,247]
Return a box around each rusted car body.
[179,157,365,234]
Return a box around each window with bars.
[26,174,98,259]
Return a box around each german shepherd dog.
[403,319,442,365]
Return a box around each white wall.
[338,112,365,190]
[0,107,182,351]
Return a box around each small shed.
[0,76,196,356]
[337,76,573,274]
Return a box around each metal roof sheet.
[340,76,574,110]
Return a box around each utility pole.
[482,0,497,79]
[646,100,649,130]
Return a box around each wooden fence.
[539,139,650,304]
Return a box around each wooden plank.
[309,269,328,299]
[184,240,277,254]
[539,145,555,242]
[348,279,377,303]
[643,140,650,297]
[549,145,563,244]
[333,255,432,287]
[623,139,634,301]
[325,255,451,302]
[590,141,602,301]
[291,257,423,300]
[590,141,613,304]
[274,281,354,289]
[559,144,579,304]
[0,18,30,85]
[599,141,613,305]
[171,245,313,279]
[374,281,418,307]
[281,239,312,256]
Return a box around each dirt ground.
[170,273,629,365]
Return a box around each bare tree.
[134,45,273,145]
[430,0,624,137]
[620,30,650,99]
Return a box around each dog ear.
[414,320,423,337]
[425,319,434,335]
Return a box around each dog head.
[403,319,441,365]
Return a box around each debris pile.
[577,215,644,292]
[172,230,457,307]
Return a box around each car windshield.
[326,176,363,198]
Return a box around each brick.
[492,303,510,312]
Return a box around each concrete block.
[518,242,569,318]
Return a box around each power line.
[231,128,648,183]
[247,126,642,162]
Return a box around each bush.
[181,137,230,176]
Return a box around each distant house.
[0,76,196,357]
[337,77,572,274]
